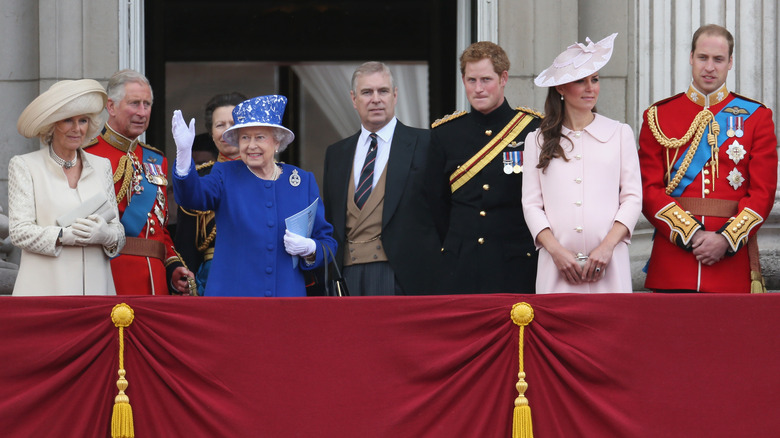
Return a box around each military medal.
[513,151,523,173]
[143,161,168,185]
[727,168,744,189]
[502,151,523,174]
[289,168,301,187]
[502,151,513,174]
[727,140,746,164]
[726,116,735,138]
[734,117,744,138]
[128,153,144,195]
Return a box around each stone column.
[0,0,122,294]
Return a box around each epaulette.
[196,161,215,172]
[431,110,467,128]
[138,141,164,155]
[731,92,767,108]
[646,92,685,110]
[516,106,544,118]
[82,137,99,148]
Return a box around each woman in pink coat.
[522,33,642,293]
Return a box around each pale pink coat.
[522,113,642,293]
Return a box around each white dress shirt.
[352,117,397,189]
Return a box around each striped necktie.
[354,132,378,209]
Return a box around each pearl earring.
[560,95,564,101]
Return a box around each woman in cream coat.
[9,79,125,295]
[523,33,642,293]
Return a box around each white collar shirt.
[352,117,397,189]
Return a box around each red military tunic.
[638,84,777,292]
[84,124,184,295]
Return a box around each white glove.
[172,110,195,176]
[72,214,115,247]
[59,227,85,247]
[283,230,316,257]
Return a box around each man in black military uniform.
[427,41,541,294]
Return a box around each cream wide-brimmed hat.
[222,95,295,152]
[17,79,107,139]
[534,33,618,87]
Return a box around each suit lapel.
[383,122,415,226]
[330,131,360,238]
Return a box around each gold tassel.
[511,302,535,438]
[111,303,135,438]
[750,270,766,294]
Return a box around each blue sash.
[121,148,164,237]
[670,97,760,196]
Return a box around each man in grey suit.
[322,62,440,295]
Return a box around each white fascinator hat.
[534,33,618,87]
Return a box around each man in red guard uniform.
[85,69,193,295]
[638,24,778,293]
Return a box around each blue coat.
[173,160,336,297]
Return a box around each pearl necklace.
[249,163,280,181]
[50,147,78,169]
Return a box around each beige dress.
[9,148,125,295]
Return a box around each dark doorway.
[144,0,458,163]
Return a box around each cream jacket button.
[483,184,490,191]
[478,237,485,244]
[479,210,486,216]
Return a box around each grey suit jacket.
[322,121,441,294]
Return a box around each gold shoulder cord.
[113,155,134,204]
[179,208,217,252]
[646,106,718,195]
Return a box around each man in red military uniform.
[85,69,193,295]
[638,24,778,293]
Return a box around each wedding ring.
[595,267,601,273]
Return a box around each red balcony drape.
[1,294,778,437]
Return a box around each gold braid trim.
[721,208,763,253]
[196,213,217,253]
[431,110,467,128]
[180,208,217,253]
[646,106,714,195]
[113,156,134,205]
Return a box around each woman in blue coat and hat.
[171,95,336,297]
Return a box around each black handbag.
[322,244,349,297]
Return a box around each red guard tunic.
[638,84,778,292]
[84,124,184,295]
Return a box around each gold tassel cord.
[113,156,134,205]
[646,106,714,195]
[511,302,535,438]
[751,270,767,294]
[111,303,135,438]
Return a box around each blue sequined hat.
[222,95,295,151]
